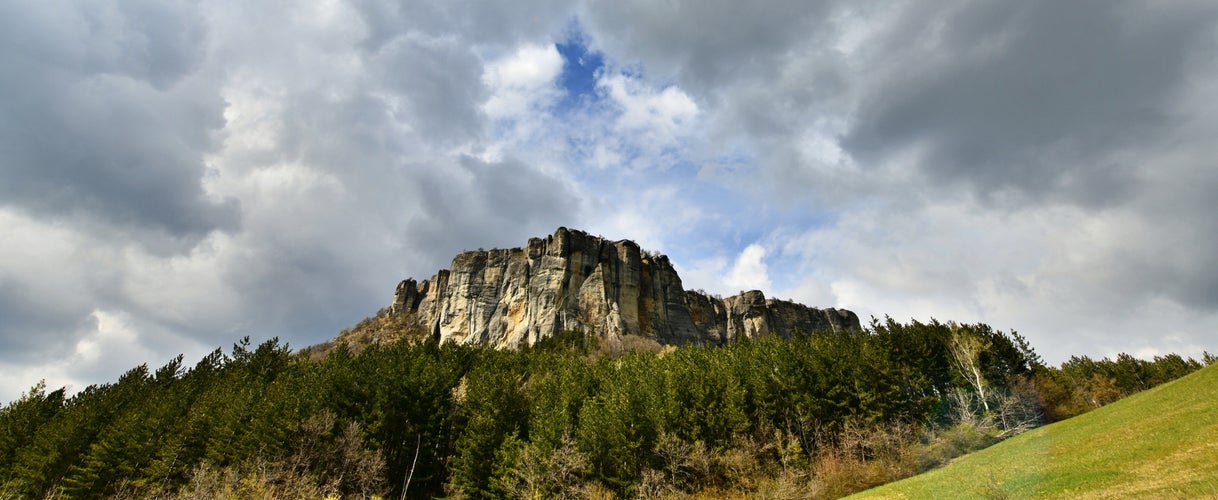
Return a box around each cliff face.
[388,227,859,348]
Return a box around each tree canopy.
[0,321,1206,498]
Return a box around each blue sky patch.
[556,24,604,111]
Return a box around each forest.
[1,317,1210,499]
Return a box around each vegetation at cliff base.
[0,318,1209,498]
[849,363,1218,499]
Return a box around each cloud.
[481,43,565,152]
[0,307,215,402]
[771,195,1218,364]
[572,0,1218,365]
[0,210,118,359]
[0,0,589,402]
[352,0,573,51]
[483,44,564,118]
[724,244,773,293]
[840,0,1218,207]
[404,156,581,258]
[0,0,237,244]
[369,32,488,146]
[4,0,1218,402]
[600,73,699,146]
[579,0,831,90]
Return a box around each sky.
[3,0,1217,402]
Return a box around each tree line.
[0,318,1210,498]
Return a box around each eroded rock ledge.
[388,227,859,348]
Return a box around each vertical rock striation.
[388,227,859,348]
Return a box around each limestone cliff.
[387,227,859,348]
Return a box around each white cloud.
[482,43,564,120]
[74,310,150,365]
[724,244,772,293]
[0,308,213,403]
[600,73,699,147]
[675,256,729,296]
[580,184,707,252]
[771,195,1218,364]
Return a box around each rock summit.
[386,227,859,348]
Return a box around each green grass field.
[849,364,1218,499]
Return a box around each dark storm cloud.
[581,0,830,90]
[368,34,487,145]
[1122,184,1218,311]
[351,0,573,51]
[0,0,237,241]
[0,284,89,360]
[841,0,1218,206]
[405,156,581,263]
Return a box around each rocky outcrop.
[388,227,859,348]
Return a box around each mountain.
[369,227,859,349]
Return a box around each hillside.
[1,319,1046,499]
[850,364,1218,498]
[2,316,1206,498]
[3,226,1209,498]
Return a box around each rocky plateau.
[374,228,859,349]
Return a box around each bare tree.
[948,324,992,413]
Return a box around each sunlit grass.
[850,364,1218,499]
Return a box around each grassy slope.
[850,364,1218,499]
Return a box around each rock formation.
[387,227,859,348]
